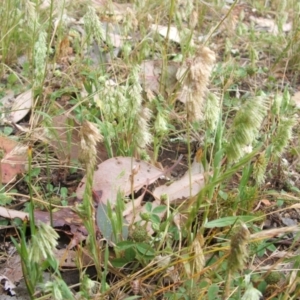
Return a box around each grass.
[1,0,300,299]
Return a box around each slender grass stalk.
[27,145,36,236]
[77,121,103,278]
[45,142,53,226]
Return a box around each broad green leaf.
[218,190,228,200]
[144,202,152,212]
[150,214,161,224]
[111,257,132,268]
[208,284,219,300]
[135,243,155,257]
[125,248,136,261]
[204,215,261,228]
[115,241,136,250]
[152,205,167,214]
[96,203,128,243]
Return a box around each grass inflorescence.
[1,0,300,299]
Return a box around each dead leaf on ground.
[0,206,28,220]
[54,248,93,268]
[0,275,16,296]
[1,254,22,288]
[77,157,168,241]
[140,60,180,96]
[76,157,164,206]
[150,25,182,43]
[0,206,88,237]
[249,16,292,35]
[0,136,27,184]
[250,226,300,240]
[0,89,32,124]
[152,159,205,204]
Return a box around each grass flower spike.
[224,222,250,298]
[271,117,295,157]
[135,106,152,149]
[204,92,221,132]
[226,94,269,162]
[28,222,59,264]
[178,46,216,121]
[34,30,47,88]
[79,121,103,167]
[228,222,250,272]
[253,152,267,185]
[42,277,74,300]
[84,6,106,45]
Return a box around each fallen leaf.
[0,136,27,183]
[0,207,28,220]
[54,248,93,268]
[152,159,205,204]
[0,275,16,296]
[76,157,164,206]
[0,206,88,236]
[261,199,271,206]
[0,135,19,153]
[77,157,167,241]
[3,89,32,123]
[139,60,180,96]
[249,16,292,35]
[250,226,300,240]
[150,25,181,43]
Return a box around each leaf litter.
[1,0,300,298]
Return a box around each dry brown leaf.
[0,207,28,220]
[1,254,22,286]
[140,60,179,96]
[0,206,88,238]
[250,226,300,240]
[152,159,205,204]
[150,25,181,43]
[10,90,32,123]
[0,136,27,183]
[249,16,292,35]
[54,248,93,268]
[260,199,271,206]
[76,157,164,206]
[0,135,19,153]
